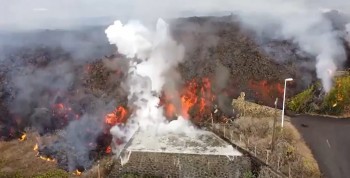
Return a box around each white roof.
[125,129,242,156]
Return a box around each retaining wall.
[108,152,251,178]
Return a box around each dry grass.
[81,156,115,178]
[0,132,85,178]
[231,116,320,177]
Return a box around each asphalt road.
[291,115,350,178]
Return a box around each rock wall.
[108,152,251,178]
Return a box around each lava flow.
[248,80,284,105]
[161,77,215,121]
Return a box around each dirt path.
[291,115,350,178]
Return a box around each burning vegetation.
[288,74,350,116]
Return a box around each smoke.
[2,0,350,90]
[346,24,350,45]
[223,0,346,91]
[105,19,200,155]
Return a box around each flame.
[33,143,55,162]
[106,146,112,154]
[105,106,128,126]
[248,80,284,104]
[162,77,214,120]
[19,133,26,141]
[33,144,38,151]
[39,155,55,162]
[73,170,82,176]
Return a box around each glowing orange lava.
[105,106,128,126]
[162,77,214,120]
[248,80,284,104]
[105,146,112,154]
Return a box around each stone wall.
[108,152,252,178]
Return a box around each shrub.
[320,76,350,115]
[287,85,315,113]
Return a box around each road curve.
[291,115,350,178]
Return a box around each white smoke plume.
[226,0,346,92]
[105,18,198,155]
[346,23,350,45]
[2,0,350,91]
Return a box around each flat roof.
[125,129,242,156]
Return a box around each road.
[291,115,350,178]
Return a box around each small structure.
[108,129,251,178]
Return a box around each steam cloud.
[226,0,347,91]
[4,0,349,91]
[105,19,198,155]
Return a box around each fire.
[18,133,26,141]
[106,146,112,154]
[73,170,82,176]
[162,77,214,120]
[33,144,38,151]
[248,80,284,104]
[33,143,55,162]
[39,155,55,162]
[105,106,128,126]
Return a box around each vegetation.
[321,76,350,115]
[0,171,24,178]
[227,115,321,177]
[288,75,350,116]
[33,169,69,178]
[243,171,256,178]
[287,85,316,113]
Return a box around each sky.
[1,0,349,30]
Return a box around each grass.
[0,132,87,178]
[0,171,24,178]
[0,132,62,178]
[231,116,320,177]
[32,169,69,178]
[288,75,350,116]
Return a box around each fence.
[209,121,320,178]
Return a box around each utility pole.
[271,98,278,152]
